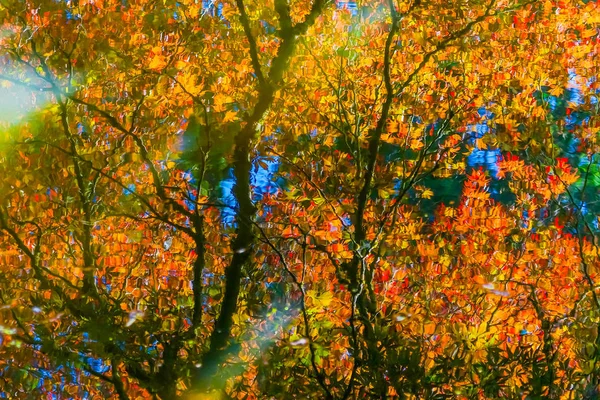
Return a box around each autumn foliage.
[1,0,600,398]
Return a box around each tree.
[0,0,599,398]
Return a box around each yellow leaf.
[548,86,564,97]
[179,71,202,96]
[475,138,487,149]
[572,45,591,59]
[378,188,390,199]
[582,28,597,39]
[188,3,201,18]
[313,292,334,308]
[148,55,167,71]
[444,207,456,217]
[387,120,398,133]
[409,139,423,150]
[213,93,232,113]
[421,189,433,199]
[222,110,238,123]
[423,322,436,335]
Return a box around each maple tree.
[0,0,600,398]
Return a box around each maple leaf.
[222,110,238,123]
[148,55,167,71]
[421,189,434,199]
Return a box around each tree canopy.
[1,0,600,398]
